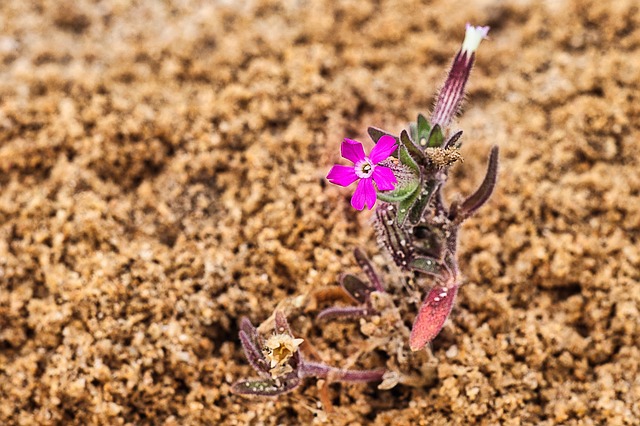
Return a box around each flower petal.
[462,24,490,55]
[352,178,376,210]
[327,164,358,187]
[372,166,397,191]
[369,135,397,164]
[341,139,366,163]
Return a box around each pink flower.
[327,136,398,210]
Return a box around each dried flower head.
[232,311,384,397]
[263,333,304,378]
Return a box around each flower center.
[355,158,375,179]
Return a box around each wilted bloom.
[431,24,490,128]
[232,311,385,397]
[327,136,398,210]
[263,333,304,378]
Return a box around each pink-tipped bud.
[431,24,489,128]
[409,285,458,351]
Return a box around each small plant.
[232,311,385,396]
[325,24,497,351]
[233,24,497,397]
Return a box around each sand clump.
[1,0,639,424]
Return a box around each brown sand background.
[1,0,639,424]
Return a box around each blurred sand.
[0,0,639,424]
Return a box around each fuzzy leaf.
[459,146,499,219]
[331,368,386,383]
[231,376,301,396]
[444,130,463,149]
[353,248,384,292]
[301,362,385,383]
[427,124,444,148]
[274,311,293,336]
[368,127,398,145]
[239,330,270,377]
[399,145,419,174]
[408,180,438,225]
[374,206,414,269]
[240,318,264,351]
[409,256,445,278]
[400,129,426,165]
[416,114,432,148]
[409,122,418,143]
[317,305,371,321]
[340,274,371,304]
[410,285,458,351]
[377,176,419,203]
[396,183,422,226]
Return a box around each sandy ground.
[1,0,639,424]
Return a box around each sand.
[1,0,639,424]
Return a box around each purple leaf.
[239,330,270,377]
[274,311,292,336]
[367,127,397,146]
[444,130,463,149]
[240,317,264,351]
[340,273,372,304]
[231,376,301,397]
[458,146,499,220]
[317,305,371,321]
[300,361,385,383]
[353,248,384,292]
[410,285,458,351]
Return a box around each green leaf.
[417,114,431,148]
[400,130,426,165]
[367,127,397,144]
[408,180,438,225]
[409,122,418,143]
[396,185,421,226]
[377,177,420,203]
[353,248,384,292]
[427,124,444,148]
[409,256,445,277]
[399,145,419,173]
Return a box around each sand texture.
[1,0,639,424]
